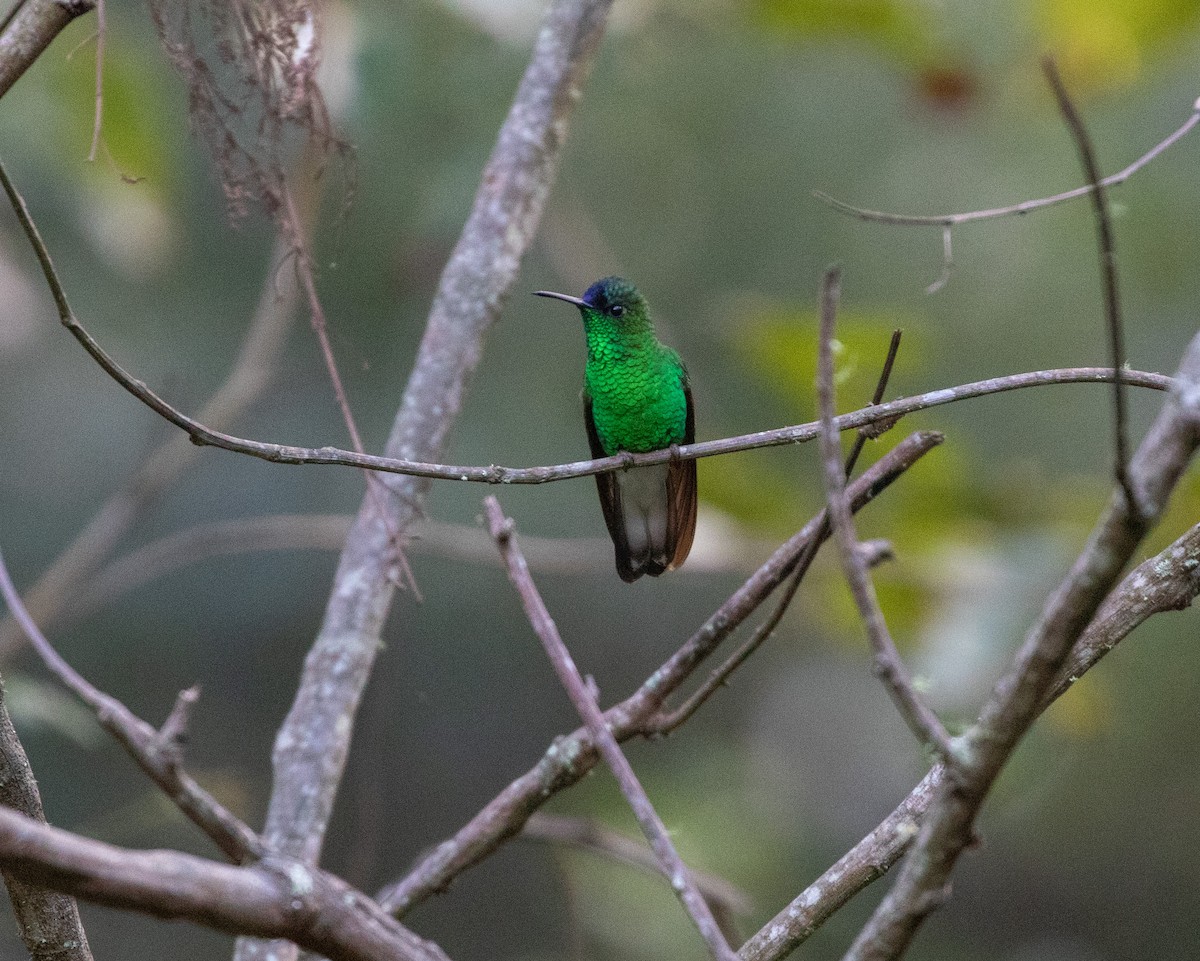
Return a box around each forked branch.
[817,85,1200,293]
[0,807,449,961]
[0,547,260,863]
[839,326,1200,958]
[378,432,942,917]
[740,515,1200,961]
[650,329,905,736]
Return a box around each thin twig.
[925,227,953,295]
[0,546,261,863]
[485,498,739,961]
[815,269,956,761]
[282,184,369,461]
[378,432,942,918]
[1042,56,1138,515]
[281,180,420,598]
[815,95,1200,227]
[816,93,1200,290]
[651,330,904,735]
[845,328,904,475]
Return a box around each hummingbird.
[534,277,697,582]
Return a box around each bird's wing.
[666,378,698,572]
[584,392,638,582]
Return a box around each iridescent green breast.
[585,343,689,455]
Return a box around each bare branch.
[815,95,1200,227]
[1042,57,1138,514]
[0,681,92,961]
[0,162,1175,490]
[378,432,942,917]
[485,498,738,961]
[816,91,1200,291]
[741,517,1200,961]
[0,547,260,863]
[0,806,449,961]
[925,226,953,294]
[0,159,1175,489]
[280,180,421,597]
[844,329,904,474]
[242,4,616,959]
[841,328,1200,960]
[739,766,944,961]
[0,0,96,100]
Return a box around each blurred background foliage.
[0,0,1198,958]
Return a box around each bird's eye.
[610,304,625,317]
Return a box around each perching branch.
[840,325,1200,960]
[816,269,956,762]
[0,155,1176,490]
[0,806,450,961]
[485,497,739,961]
[377,431,942,917]
[0,161,1175,488]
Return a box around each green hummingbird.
[534,277,697,582]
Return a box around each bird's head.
[534,276,650,329]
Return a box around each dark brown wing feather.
[666,380,698,571]
[584,393,639,582]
